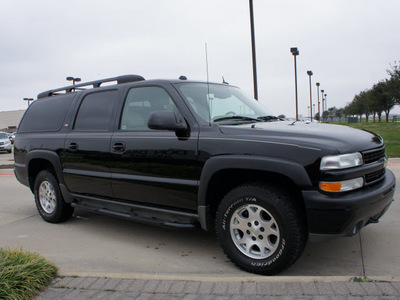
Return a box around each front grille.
[365,169,385,184]
[362,147,385,164]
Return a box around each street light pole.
[66,76,81,86]
[324,93,327,113]
[316,82,320,121]
[321,89,324,121]
[249,0,258,100]
[290,47,299,121]
[313,104,316,120]
[23,97,34,107]
[307,71,313,122]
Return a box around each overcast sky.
[1,0,399,117]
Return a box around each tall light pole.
[290,47,299,121]
[23,97,34,107]
[324,93,327,113]
[313,104,315,119]
[307,70,313,121]
[249,0,258,100]
[321,89,325,121]
[316,82,320,121]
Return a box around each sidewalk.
[36,276,400,299]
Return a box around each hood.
[218,121,383,155]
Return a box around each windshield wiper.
[257,115,279,122]
[213,115,261,123]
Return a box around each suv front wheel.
[215,183,307,275]
[34,170,74,223]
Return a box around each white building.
[0,110,25,132]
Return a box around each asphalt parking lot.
[0,151,399,282]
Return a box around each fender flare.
[197,155,312,230]
[26,150,65,187]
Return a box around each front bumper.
[0,144,11,151]
[303,169,396,241]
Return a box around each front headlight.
[320,152,363,170]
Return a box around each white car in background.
[0,132,12,153]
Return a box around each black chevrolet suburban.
[14,75,396,275]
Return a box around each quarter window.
[74,90,117,131]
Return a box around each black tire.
[34,170,74,223]
[215,183,307,275]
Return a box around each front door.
[110,85,200,211]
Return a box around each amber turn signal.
[320,182,342,192]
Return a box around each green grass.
[327,121,400,157]
[353,276,372,282]
[0,248,58,300]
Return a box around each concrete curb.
[36,276,400,299]
[58,272,400,283]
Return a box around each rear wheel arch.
[26,151,64,192]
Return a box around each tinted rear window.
[18,94,74,132]
[74,90,117,131]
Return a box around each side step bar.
[71,198,199,229]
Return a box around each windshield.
[0,132,8,139]
[176,83,276,124]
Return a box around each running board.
[71,200,199,229]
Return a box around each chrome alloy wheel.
[230,204,280,259]
[39,180,57,214]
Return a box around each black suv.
[14,75,396,275]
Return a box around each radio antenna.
[205,43,210,83]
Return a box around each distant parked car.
[0,132,12,153]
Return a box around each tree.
[277,114,286,119]
[335,108,344,121]
[369,82,387,122]
[382,80,397,122]
[387,61,400,104]
[327,107,337,121]
[322,111,329,122]
[335,62,399,123]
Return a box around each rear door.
[63,89,118,198]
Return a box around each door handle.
[68,142,78,151]
[112,142,126,152]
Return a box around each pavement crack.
[359,231,367,279]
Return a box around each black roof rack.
[37,74,145,99]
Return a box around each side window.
[18,94,74,133]
[74,90,117,131]
[120,86,179,131]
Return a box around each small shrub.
[0,248,58,300]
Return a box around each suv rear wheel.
[215,183,307,275]
[34,170,74,223]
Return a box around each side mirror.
[148,111,189,136]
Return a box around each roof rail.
[37,74,145,99]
